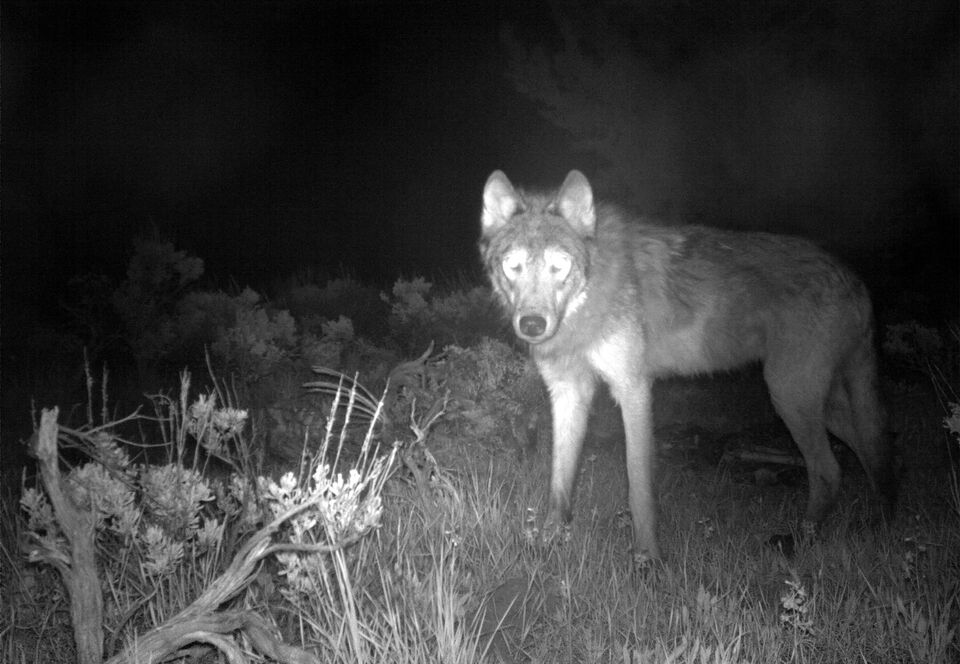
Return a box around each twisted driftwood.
[32,407,104,664]
[32,407,347,664]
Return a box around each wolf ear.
[556,170,595,236]
[482,170,520,234]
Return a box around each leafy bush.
[383,337,547,460]
[383,278,506,355]
[112,238,204,373]
[209,288,297,382]
[277,275,390,341]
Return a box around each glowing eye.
[547,253,571,279]
[502,254,524,277]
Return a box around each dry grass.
[2,371,958,664]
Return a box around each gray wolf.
[478,169,895,560]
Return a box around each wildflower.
[140,464,213,538]
[195,517,224,551]
[142,524,185,576]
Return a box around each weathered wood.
[34,407,104,664]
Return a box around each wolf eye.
[502,255,524,278]
[547,253,572,280]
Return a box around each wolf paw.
[629,547,663,582]
[632,549,657,568]
[522,508,540,545]
[540,520,572,545]
[535,509,572,545]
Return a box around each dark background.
[3,1,958,334]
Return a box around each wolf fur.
[479,169,895,559]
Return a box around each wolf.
[479,169,895,560]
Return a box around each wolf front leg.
[539,364,597,539]
[615,376,660,561]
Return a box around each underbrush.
[1,241,956,663]
[3,373,957,663]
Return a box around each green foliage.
[383,337,546,460]
[277,275,390,341]
[300,315,356,369]
[436,339,544,447]
[141,284,303,387]
[382,277,505,355]
[172,289,245,359]
[210,288,297,381]
[112,238,204,369]
[106,239,507,401]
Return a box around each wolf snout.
[517,314,549,340]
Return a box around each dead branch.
[32,407,104,664]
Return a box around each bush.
[277,275,390,341]
[383,278,507,355]
[112,238,204,374]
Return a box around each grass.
[380,428,958,663]
[2,371,958,664]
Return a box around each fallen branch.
[30,407,104,664]
[103,495,346,664]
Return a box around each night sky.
[3,1,958,328]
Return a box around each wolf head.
[479,170,595,344]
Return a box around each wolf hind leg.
[541,369,597,538]
[765,362,841,526]
[826,343,897,516]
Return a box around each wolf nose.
[518,315,547,338]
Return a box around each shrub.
[277,275,390,341]
[112,238,204,374]
[383,278,506,355]
[209,288,297,382]
[381,337,546,461]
